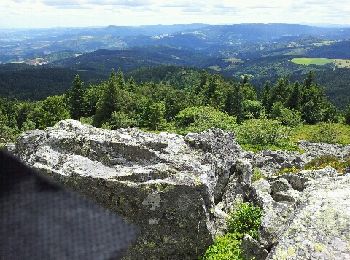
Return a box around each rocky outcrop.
[14,120,350,259]
[250,167,350,260]
[14,120,249,259]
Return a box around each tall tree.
[68,75,85,119]
[93,71,120,127]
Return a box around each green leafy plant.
[309,122,341,144]
[252,168,264,182]
[175,106,236,134]
[202,202,262,260]
[227,202,262,240]
[202,233,243,260]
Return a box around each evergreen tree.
[127,76,137,92]
[116,69,126,89]
[261,82,271,112]
[287,82,301,110]
[93,71,120,127]
[68,75,85,119]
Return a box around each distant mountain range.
[1,23,350,106]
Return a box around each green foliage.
[145,102,167,130]
[175,106,236,134]
[93,71,124,127]
[26,95,70,129]
[227,202,263,240]
[309,122,341,144]
[276,155,350,176]
[242,100,264,119]
[202,202,262,260]
[236,119,296,151]
[252,168,264,182]
[345,105,350,125]
[304,155,350,174]
[109,111,137,129]
[202,234,243,260]
[270,102,302,127]
[68,74,86,119]
[292,123,350,145]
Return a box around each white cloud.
[0,0,349,28]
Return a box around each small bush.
[227,202,262,240]
[292,123,350,145]
[202,233,243,260]
[109,111,137,129]
[309,122,341,144]
[202,202,262,260]
[270,102,302,127]
[236,119,297,151]
[252,168,264,182]
[175,106,236,134]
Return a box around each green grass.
[292,123,350,145]
[291,57,333,66]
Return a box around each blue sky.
[1,0,349,28]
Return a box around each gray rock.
[299,140,350,160]
[267,175,350,260]
[15,120,246,259]
[241,234,269,260]
[253,150,305,176]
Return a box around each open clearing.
[291,57,350,68]
[291,57,333,66]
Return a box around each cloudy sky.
[0,0,349,28]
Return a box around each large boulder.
[15,120,247,259]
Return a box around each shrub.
[227,202,262,240]
[202,202,262,260]
[309,122,341,144]
[252,168,264,182]
[109,111,137,129]
[270,102,302,127]
[175,106,236,134]
[202,233,243,260]
[242,100,264,119]
[235,119,296,151]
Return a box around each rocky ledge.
[14,120,350,259]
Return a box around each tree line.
[1,68,350,145]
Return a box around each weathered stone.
[299,140,350,160]
[267,175,350,260]
[241,234,269,260]
[15,120,246,259]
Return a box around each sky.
[0,0,350,28]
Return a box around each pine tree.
[261,82,271,111]
[287,82,301,110]
[93,71,120,127]
[116,68,126,89]
[69,75,85,119]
